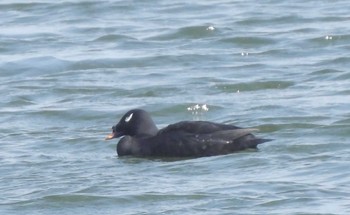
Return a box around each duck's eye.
[112,126,116,132]
[125,113,133,122]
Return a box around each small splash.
[325,35,333,40]
[206,26,215,31]
[187,104,209,115]
[241,52,249,56]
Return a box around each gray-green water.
[1,0,350,214]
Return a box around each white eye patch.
[125,113,133,122]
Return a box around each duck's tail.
[246,137,273,148]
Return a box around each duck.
[105,109,271,157]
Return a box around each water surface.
[1,0,350,214]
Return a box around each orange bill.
[105,133,116,140]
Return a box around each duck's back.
[159,121,241,134]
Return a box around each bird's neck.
[138,123,158,136]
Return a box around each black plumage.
[106,109,271,157]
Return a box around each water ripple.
[215,81,294,93]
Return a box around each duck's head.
[105,109,158,140]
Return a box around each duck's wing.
[147,128,269,157]
[158,121,241,135]
[201,128,259,140]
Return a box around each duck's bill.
[105,133,116,140]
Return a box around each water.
[1,0,350,214]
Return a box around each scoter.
[106,109,271,157]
